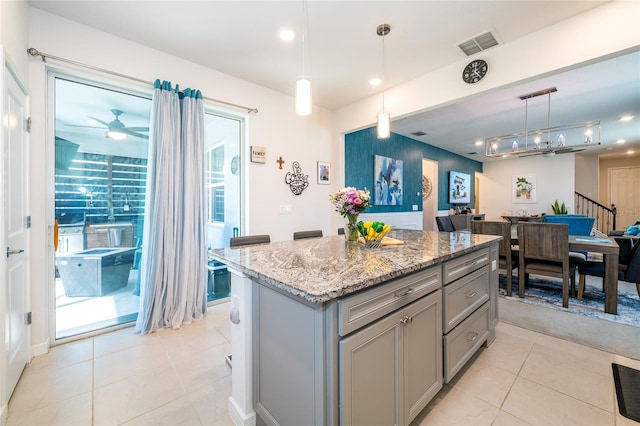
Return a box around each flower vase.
[345,214,360,243]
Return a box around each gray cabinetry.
[442,248,492,383]
[340,289,442,426]
[250,244,497,426]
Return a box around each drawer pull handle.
[467,332,478,342]
[395,288,415,298]
[465,291,477,298]
[467,260,478,267]
[400,315,410,325]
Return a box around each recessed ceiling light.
[620,115,635,122]
[279,28,295,41]
[369,77,382,86]
[616,139,626,144]
[475,140,483,146]
[627,150,635,155]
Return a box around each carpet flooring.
[499,275,640,328]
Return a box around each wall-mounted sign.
[251,146,266,163]
[285,161,309,195]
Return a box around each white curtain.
[136,80,207,335]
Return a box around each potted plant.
[551,200,568,214]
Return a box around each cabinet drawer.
[338,266,441,337]
[443,302,489,383]
[443,247,489,284]
[443,265,489,333]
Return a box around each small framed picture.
[317,161,331,185]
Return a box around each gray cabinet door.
[340,311,403,426]
[404,290,442,423]
[340,291,443,426]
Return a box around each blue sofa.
[542,214,595,236]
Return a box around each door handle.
[6,247,25,258]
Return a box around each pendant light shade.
[377,112,390,139]
[296,78,312,116]
[376,24,391,139]
[295,0,312,116]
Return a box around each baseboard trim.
[228,396,256,426]
[32,337,50,357]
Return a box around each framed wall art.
[374,154,403,205]
[512,175,537,203]
[317,161,331,185]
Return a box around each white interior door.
[609,167,640,229]
[2,62,30,403]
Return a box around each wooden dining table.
[511,230,620,314]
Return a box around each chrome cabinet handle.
[400,315,410,324]
[395,288,415,298]
[465,291,477,298]
[6,247,25,258]
[466,332,478,342]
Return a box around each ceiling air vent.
[411,131,428,137]
[458,31,499,56]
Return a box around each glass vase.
[345,214,360,242]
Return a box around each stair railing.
[574,192,617,235]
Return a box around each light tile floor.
[5,302,639,426]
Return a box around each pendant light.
[376,24,391,139]
[295,0,312,116]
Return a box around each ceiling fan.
[67,109,149,140]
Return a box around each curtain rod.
[27,48,259,114]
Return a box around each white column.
[227,269,256,426]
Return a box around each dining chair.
[229,234,271,247]
[471,220,519,296]
[293,230,323,240]
[577,237,640,299]
[436,216,455,232]
[518,222,581,308]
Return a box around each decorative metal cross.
[276,156,285,169]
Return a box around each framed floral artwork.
[317,161,331,185]
[512,175,536,203]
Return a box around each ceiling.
[30,1,640,161]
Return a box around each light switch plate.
[279,204,293,214]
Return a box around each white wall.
[1,0,30,83]
[575,153,599,199]
[28,8,334,349]
[481,154,576,220]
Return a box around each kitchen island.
[209,229,501,426]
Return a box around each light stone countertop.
[209,229,501,304]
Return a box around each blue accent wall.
[345,127,483,212]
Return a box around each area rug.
[499,276,640,328]
[612,363,640,422]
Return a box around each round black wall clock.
[462,59,488,84]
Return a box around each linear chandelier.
[485,87,601,158]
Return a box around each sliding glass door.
[53,76,151,339]
[52,75,244,340]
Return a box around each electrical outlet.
[412,205,418,211]
[491,260,497,271]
